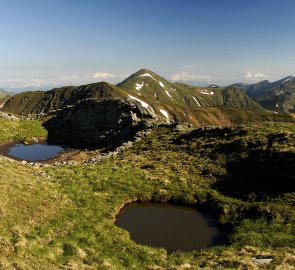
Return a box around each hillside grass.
[0,120,294,269]
[0,118,47,143]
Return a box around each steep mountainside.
[118,69,264,111]
[222,86,264,111]
[254,77,295,113]
[232,76,295,113]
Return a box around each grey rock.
[251,258,273,265]
[44,98,157,148]
[173,123,193,132]
[31,137,39,143]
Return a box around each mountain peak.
[137,68,155,74]
[117,68,171,91]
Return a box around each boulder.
[44,98,157,148]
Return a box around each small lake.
[4,143,64,161]
[115,203,228,253]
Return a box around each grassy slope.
[0,119,294,269]
[0,160,72,269]
[0,118,47,143]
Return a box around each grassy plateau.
[0,118,294,269]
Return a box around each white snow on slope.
[192,96,201,107]
[128,95,149,108]
[159,81,165,88]
[282,78,290,84]
[135,82,144,90]
[139,73,156,80]
[160,109,169,119]
[200,90,214,95]
[165,90,172,98]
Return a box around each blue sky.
[0,0,295,88]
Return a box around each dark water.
[115,203,228,253]
[6,143,64,161]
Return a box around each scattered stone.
[33,162,42,168]
[31,137,38,143]
[118,146,125,151]
[67,161,77,166]
[173,123,193,132]
[251,257,273,265]
[179,263,192,269]
[21,160,27,165]
[0,111,18,121]
[123,141,133,148]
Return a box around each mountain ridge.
[231,76,295,113]
[1,68,292,126]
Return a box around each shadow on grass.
[213,149,295,201]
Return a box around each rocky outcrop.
[44,98,157,148]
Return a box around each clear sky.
[0,0,295,88]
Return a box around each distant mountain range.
[3,84,67,95]
[1,69,293,126]
[232,76,295,113]
[0,88,10,107]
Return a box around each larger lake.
[115,203,228,253]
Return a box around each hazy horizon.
[1,0,295,89]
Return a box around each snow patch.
[160,109,169,119]
[128,95,149,108]
[200,89,214,95]
[276,104,279,108]
[139,73,156,80]
[135,82,144,91]
[282,78,290,84]
[159,81,165,88]
[165,90,172,98]
[192,96,201,107]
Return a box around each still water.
[6,143,64,161]
[116,203,228,253]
